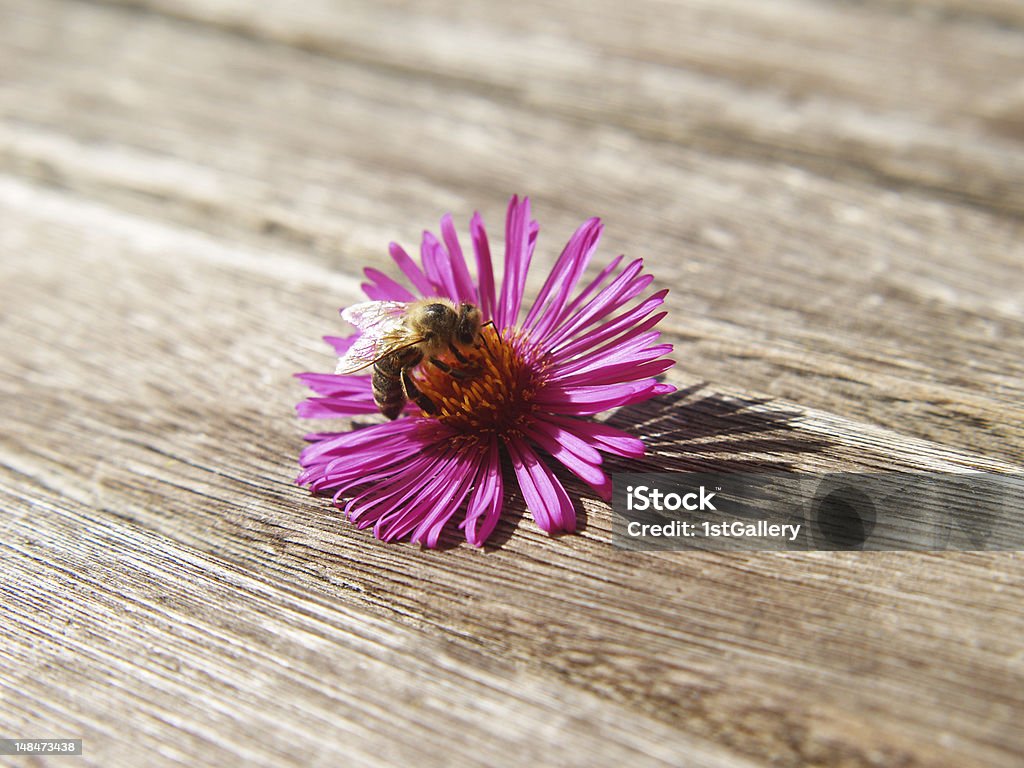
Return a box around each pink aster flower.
[296,196,674,547]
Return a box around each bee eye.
[424,303,448,318]
[455,304,480,344]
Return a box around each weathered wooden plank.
[91,0,1024,215]
[3,483,767,768]
[2,0,1023,766]
[2,177,1022,767]
[1,0,1021,463]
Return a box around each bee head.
[455,302,483,344]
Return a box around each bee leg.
[402,367,438,415]
[447,343,470,365]
[429,357,473,380]
[445,342,482,377]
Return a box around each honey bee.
[335,299,485,419]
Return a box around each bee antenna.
[478,320,497,352]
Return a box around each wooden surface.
[2,1,1023,766]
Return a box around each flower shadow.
[601,382,834,475]
[435,383,832,551]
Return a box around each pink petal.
[552,331,669,377]
[364,267,415,302]
[471,212,496,322]
[326,453,443,501]
[552,295,668,362]
[561,253,625,320]
[536,381,666,415]
[537,380,655,405]
[506,438,576,533]
[524,421,610,500]
[461,437,503,546]
[305,448,432,496]
[323,334,360,355]
[543,259,652,349]
[411,452,480,547]
[523,217,602,336]
[296,398,384,418]
[440,214,479,304]
[547,416,646,458]
[299,418,429,465]
[551,357,676,388]
[362,282,390,300]
[389,242,434,296]
[314,442,430,489]
[344,453,451,529]
[421,231,458,299]
[373,453,463,540]
[528,419,602,465]
[594,357,676,383]
[342,447,453,509]
[497,196,536,330]
[295,372,373,396]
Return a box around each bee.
[335,299,485,419]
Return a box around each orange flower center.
[416,326,547,438]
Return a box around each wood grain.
[1,1,1022,766]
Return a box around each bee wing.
[341,300,409,332]
[334,301,409,374]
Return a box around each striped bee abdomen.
[372,347,424,420]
